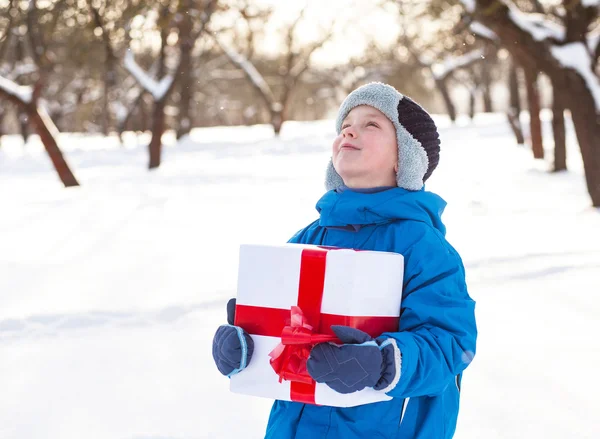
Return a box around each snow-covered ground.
[1,113,599,439]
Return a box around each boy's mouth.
[340,143,360,151]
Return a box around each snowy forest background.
[1,0,600,206]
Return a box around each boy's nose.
[342,127,357,138]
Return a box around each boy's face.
[332,105,398,188]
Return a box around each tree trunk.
[509,60,522,116]
[551,88,567,172]
[271,109,283,135]
[147,8,170,168]
[507,58,524,144]
[149,99,166,169]
[28,104,79,186]
[20,111,30,143]
[568,97,600,206]
[176,5,194,140]
[523,67,544,159]
[468,89,476,120]
[507,111,525,145]
[91,5,117,136]
[118,90,145,143]
[102,70,114,136]
[481,61,493,112]
[434,78,457,122]
[0,107,4,148]
[141,99,149,132]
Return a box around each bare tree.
[0,0,79,187]
[175,0,217,139]
[507,55,525,145]
[124,1,215,168]
[212,5,334,135]
[124,27,176,168]
[87,0,118,135]
[0,76,79,186]
[523,66,544,159]
[551,82,567,172]
[397,0,493,122]
[463,0,600,206]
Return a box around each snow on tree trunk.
[523,67,544,160]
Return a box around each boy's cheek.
[332,136,343,156]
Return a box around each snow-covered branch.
[463,0,563,42]
[582,0,600,7]
[460,0,476,13]
[470,22,498,41]
[0,74,33,104]
[588,30,600,64]
[432,49,486,80]
[212,35,276,105]
[462,0,600,112]
[124,49,174,101]
[507,4,564,42]
[551,42,600,111]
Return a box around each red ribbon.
[268,306,338,385]
[235,247,400,404]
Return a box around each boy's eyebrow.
[363,111,385,119]
[343,111,385,122]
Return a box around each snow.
[587,30,600,54]
[464,1,563,42]
[551,42,600,111]
[470,22,498,41]
[123,50,174,101]
[432,49,485,80]
[507,5,564,41]
[460,0,475,13]
[0,75,33,104]
[1,113,600,438]
[582,0,600,7]
[0,63,38,79]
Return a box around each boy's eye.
[341,124,350,129]
[366,121,379,127]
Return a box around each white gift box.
[229,243,404,407]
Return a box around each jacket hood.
[316,187,447,235]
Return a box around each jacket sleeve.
[380,225,477,399]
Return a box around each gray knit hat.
[325,82,440,191]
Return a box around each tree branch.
[0,74,33,107]
[191,0,218,42]
[211,34,276,111]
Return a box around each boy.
[212,82,477,438]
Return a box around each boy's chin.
[337,170,397,189]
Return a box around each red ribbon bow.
[268,306,338,384]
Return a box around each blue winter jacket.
[264,187,477,439]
